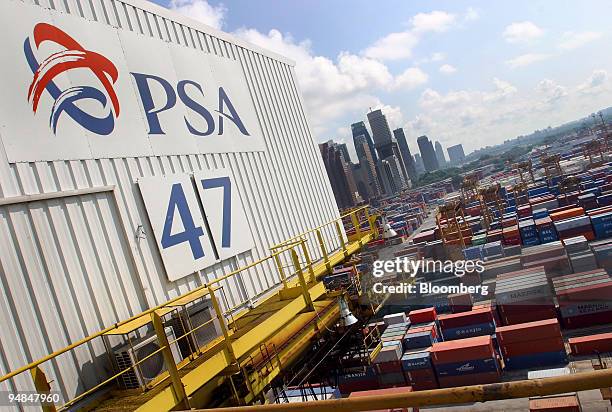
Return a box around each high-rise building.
[337,143,351,164]
[319,142,357,209]
[417,135,439,172]
[354,135,382,198]
[434,141,447,169]
[351,121,378,163]
[414,153,425,175]
[393,128,418,185]
[367,109,410,183]
[447,144,466,166]
[378,156,407,195]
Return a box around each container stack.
[520,242,572,278]
[590,210,612,239]
[590,239,612,272]
[431,336,500,387]
[495,267,555,325]
[563,236,598,273]
[519,218,540,246]
[502,225,521,246]
[408,307,437,324]
[448,293,473,313]
[496,319,567,370]
[527,368,580,412]
[401,349,438,391]
[553,269,612,328]
[568,332,612,355]
[438,308,496,340]
[553,215,594,241]
[535,216,558,243]
[403,323,437,350]
[338,366,379,394]
[372,340,405,388]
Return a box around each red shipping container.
[437,370,500,388]
[408,307,437,324]
[496,319,561,345]
[431,336,494,364]
[569,332,612,355]
[349,386,418,412]
[500,309,558,326]
[408,324,437,340]
[438,308,494,329]
[561,311,612,329]
[529,395,580,412]
[405,368,437,382]
[376,361,403,374]
[556,281,612,301]
[499,337,565,357]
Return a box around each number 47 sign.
[138,169,254,281]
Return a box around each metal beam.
[0,185,115,206]
[188,368,612,412]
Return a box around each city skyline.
[154,0,612,160]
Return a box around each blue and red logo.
[24,23,120,135]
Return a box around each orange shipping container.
[550,207,585,222]
[529,394,580,411]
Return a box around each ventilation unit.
[167,298,222,358]
[113,326,183,389]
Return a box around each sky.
[154,0,612,160]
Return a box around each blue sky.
[155,0,612,160]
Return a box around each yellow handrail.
[270,205,371,250]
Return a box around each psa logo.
[23,23,250,138]
[24,23,120,135]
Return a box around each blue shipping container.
[401,351,432,371]
[435,357,498,377]
[442,322,496,341]
[503,351,568,370]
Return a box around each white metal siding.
[0,0,342,403]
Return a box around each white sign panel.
[193,169,255,260]
[0,1,265,163]
[138,174,217,282]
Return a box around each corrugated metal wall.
[0,0,342,403]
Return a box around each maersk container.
[0,0,344,401]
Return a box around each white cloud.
[394,67,429,89]
[536,79,568,103]
[503,21,544,44]
[363,9,476,62]
[234,28,402,138]
[410,11,457,33]
[464,7,480,22]
[558,31,602,50]
[363,31,419,61]
[439,64,457,74]
[578,69,609,94]
[169,0,226,30]
[484,78,518,101]
[506,53,551,68]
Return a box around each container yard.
[2,0,612,411]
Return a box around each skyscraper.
[378,156,407,195]
[414,153,425,175]
[393,128,418,185]
[417,135,439,172]
[351,121,378,163]
[367,109,410,183]
[434,141,447,169]
[354,135,382,198]
[447,144,466,166]
[319,142,358,209]
[337,142,351,163]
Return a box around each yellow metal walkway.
[0,207,377,412]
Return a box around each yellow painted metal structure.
[0,206,378,411]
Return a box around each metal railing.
[0,206,377,411]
